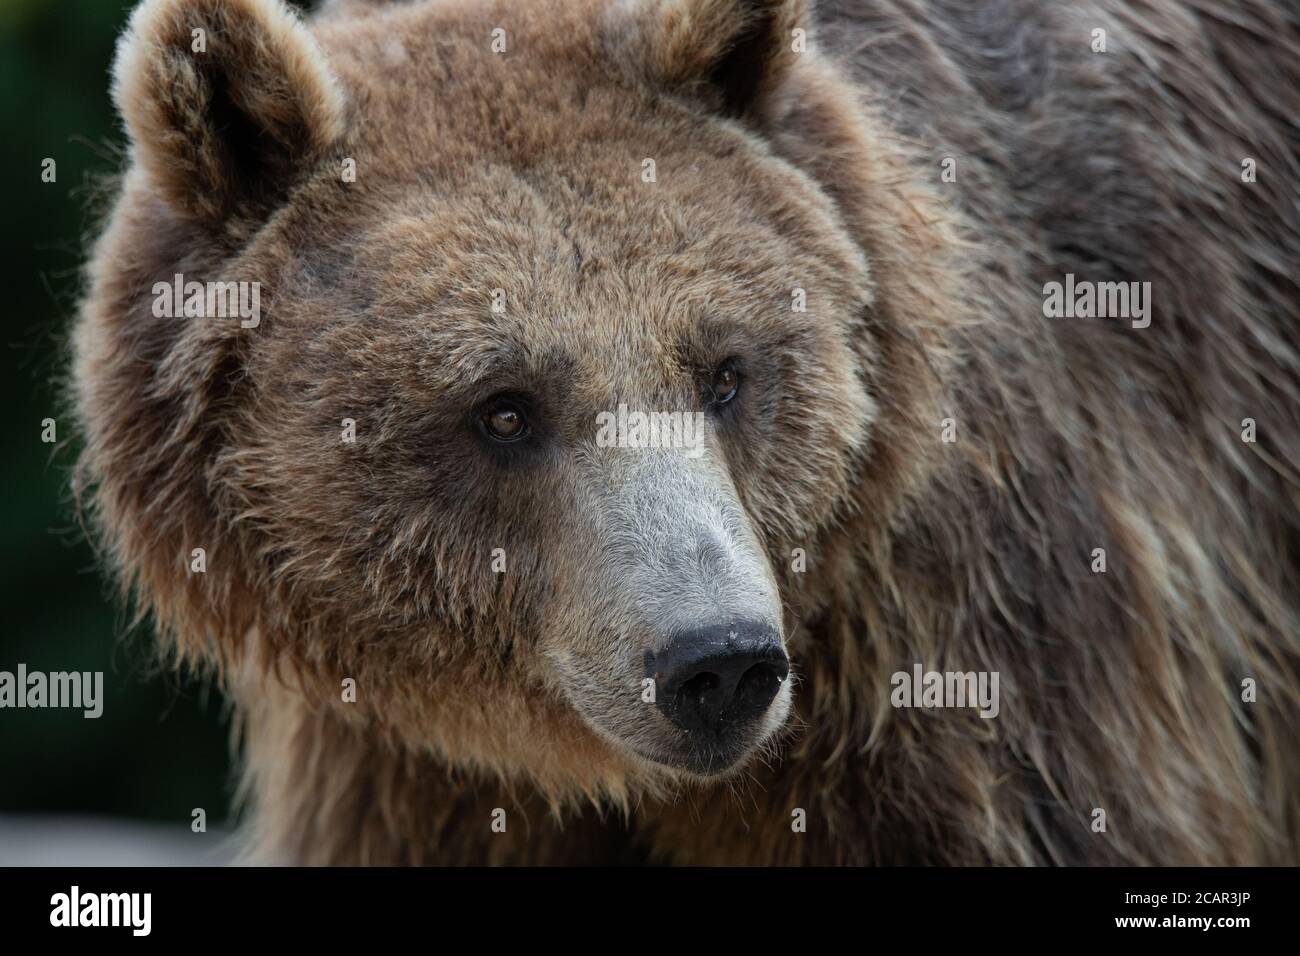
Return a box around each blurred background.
[0,0,320,865]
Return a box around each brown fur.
[72,0,1300,864]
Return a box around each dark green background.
[1,0,320,831]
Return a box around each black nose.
[648,622,789,735]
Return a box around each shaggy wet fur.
[72,0,1300,864]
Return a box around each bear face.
[78,0,896,801]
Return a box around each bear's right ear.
[112,0,346,228]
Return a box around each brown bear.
[71,0,1300,865]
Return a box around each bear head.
[76,0,952,804]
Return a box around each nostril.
[680,670,721,701]
[734,660,784,711]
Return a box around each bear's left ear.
[610,0,808,123]
[112,0,347,229]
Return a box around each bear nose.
[648,622,789,735]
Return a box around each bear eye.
[710,360,741,406]
[479,399,528,442]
